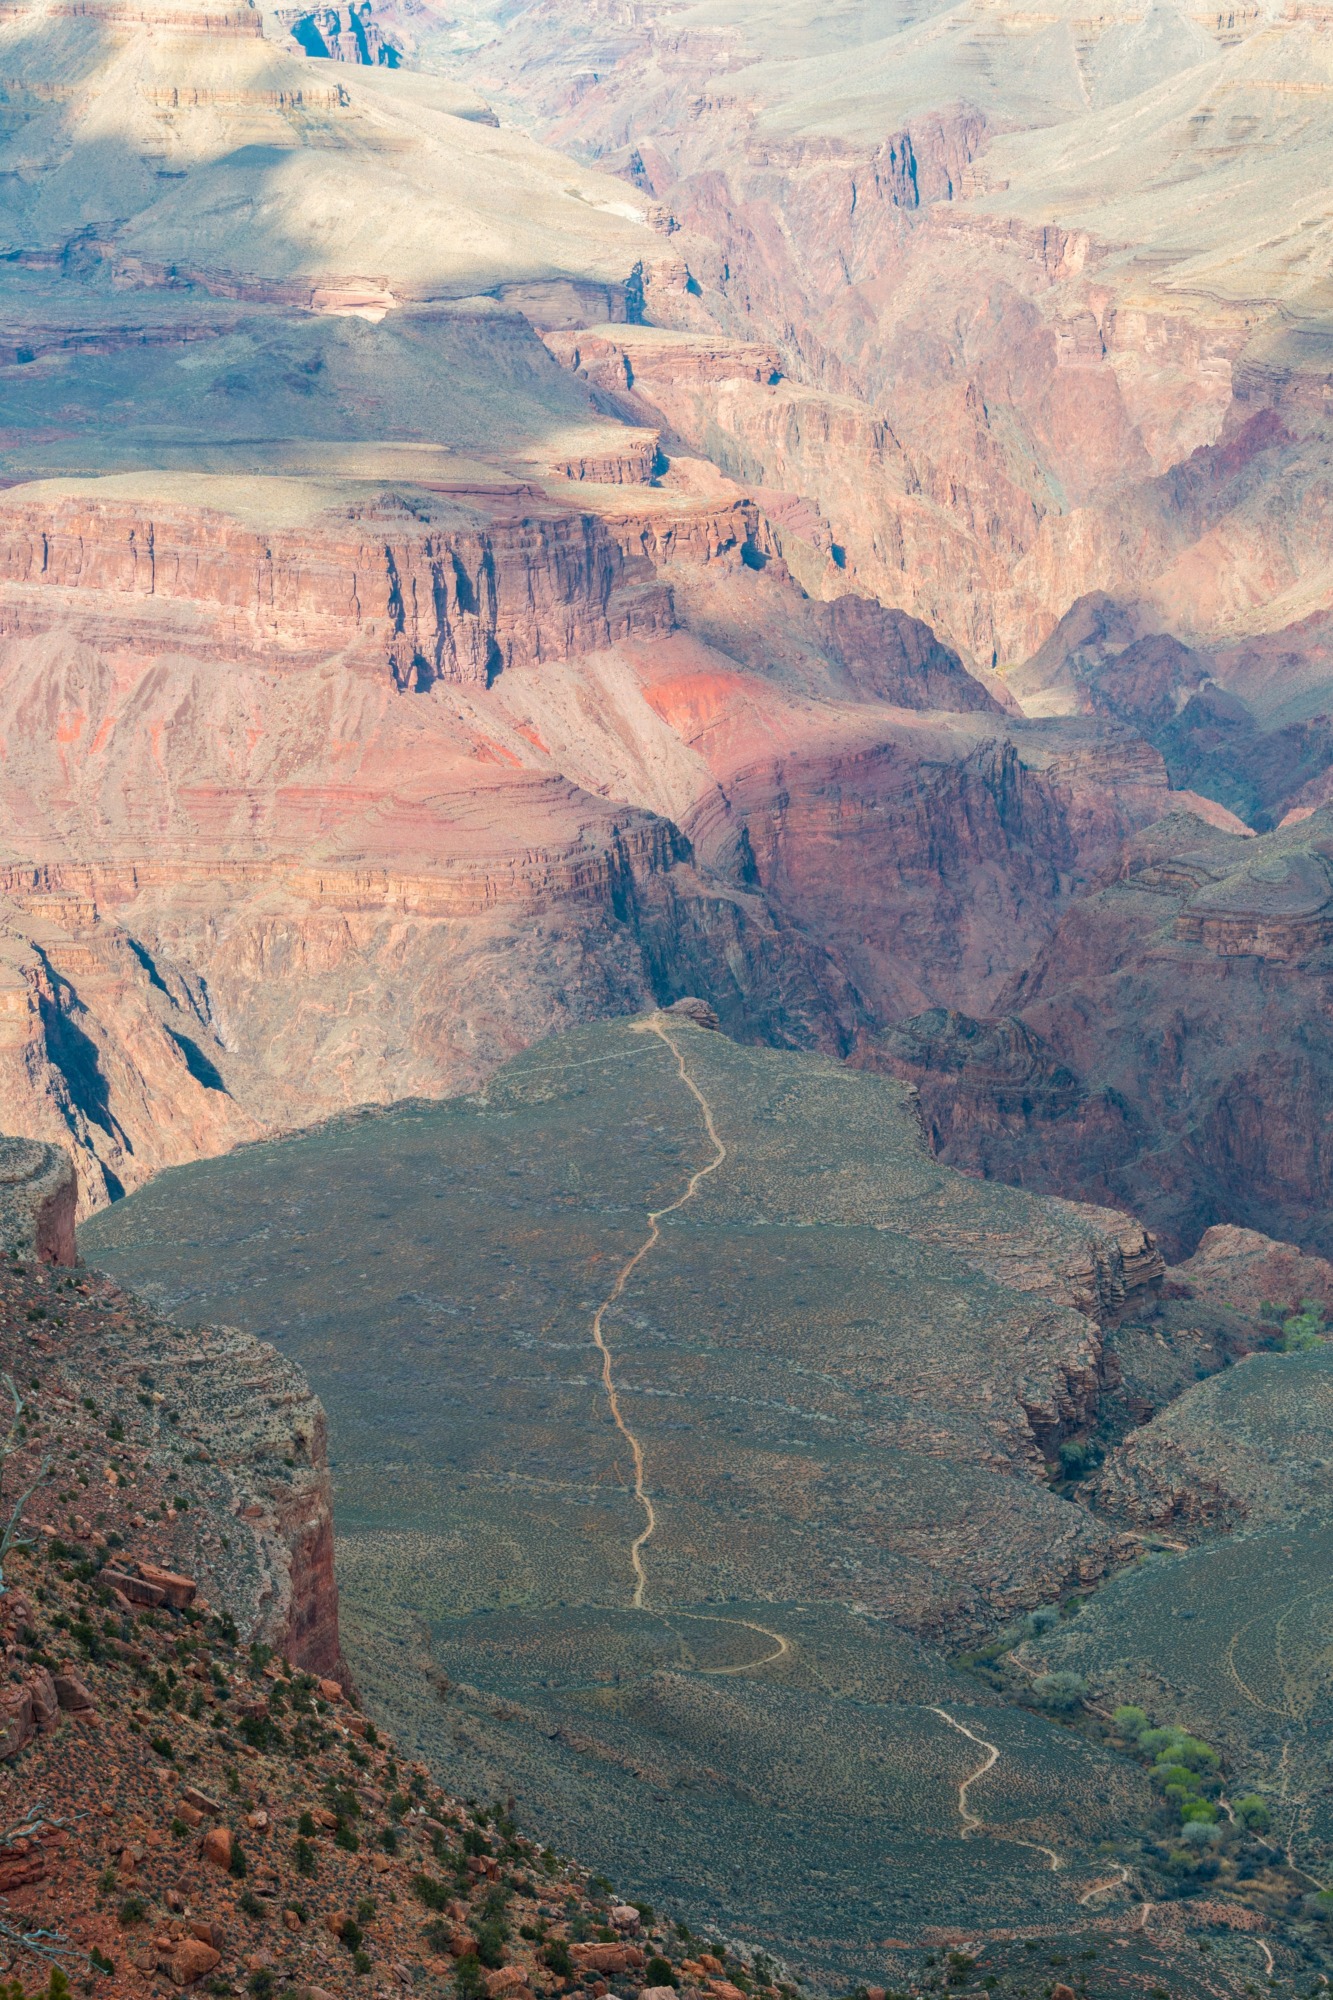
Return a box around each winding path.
[929,1706,999,1835]
[928,1706,1062,1870]
[589,1016,728,1610]
[1077,1862,1131,1906]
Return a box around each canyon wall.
[0,1135,346,1676]
[861,809,1333,1260]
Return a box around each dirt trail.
[929,1706,999,1835]
[672,1609,792,1674]
[928,1706,1062,1870]
[589,1016,728,1611]
[1077,1862,1131,1905]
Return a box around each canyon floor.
[80,1014,1333,1994]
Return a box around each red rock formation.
[860,808,1333,1261]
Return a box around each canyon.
[0,0,1329,1254]
[4,0,1333,1990]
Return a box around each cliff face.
[860,808,1333,1261]
[0,476,866,1207]
[458,0,1333,705]
[0,490,670,689]
[0,1133,344,1677]
[0,460,1187,1210]
[0,1133,76,1265]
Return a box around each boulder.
[610,1906,641,1933]
[98,1567,166,1609]
[201,1825,233,1871]
[481,1970,530,2000]
[0,1840,46,1892]
[135,1562,198,1611]
[53,1671,95,1713]
[26,1667,59,1733]
[570,1944,645,1975]
[169,1940,221,1986]
[181,1786,223,1816]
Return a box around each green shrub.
[295,1838,316,1878]
[644,1958,677,1989]
[334,1820,360,1853]
[229,1837,247,1879]
[413,1874,451,1912]
[542,1942,573,1979]
[1057,1440,1099,1481]
[456,1954,486,2000]
[1234,1794,1271,1832]
[352,1951,371,1977]
[1112,1705,1148,1737]
[239,1713,282,1752]
[238,1890,264,1919]
[1031,1670,1087,1712]
[118,1895,148,1927]
[475,1923,507,1970]
[1281,1304,1327,1352]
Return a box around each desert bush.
[1031,1670,1087,1712]
[474,1922,506,1969]
[455,1953,486,2000]
[412,1874,451,1912]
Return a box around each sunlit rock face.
[444,0,1333,682]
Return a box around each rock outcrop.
[0,1135,75,1265]
[0,1134,345,1679]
